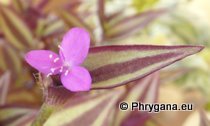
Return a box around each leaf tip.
[184,45,204,55]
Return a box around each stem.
[31,103,55,126]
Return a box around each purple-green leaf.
[200,110,210,126]
[0,72,10,105]
[114,72,159,126]
[82,45,203,89]
[106,9,166,40]
[34,87,124,126]
[0,6,34,50]
[0,106,37,126]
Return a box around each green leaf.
[82,45,203,89]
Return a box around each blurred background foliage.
[0,0,210,126]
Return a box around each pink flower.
[25,27,92,92]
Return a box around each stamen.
[54,58,59,63]
[47,73,52,77]
[50,66,63,74]
[58,45,64,51]
[58,45,65,60]
[64,70,69,76]
[49,54,53,59]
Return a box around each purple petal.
[59,27,90,65]
[61,66,92,92]
[25,50,62,75]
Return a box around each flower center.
[62,61,72,76]
[47,45,72,77]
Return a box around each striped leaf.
[42,20,64,37]
[56,10,95,44]
[120,112,150,126]
[106,10,165,40]
[57,10,91,32]
[0,106,37,126]
[9,111,37,126]
[82,45,203,89]
[40,88,124,126]
[0,71,10,105]
[0,45,22,74]
[0,6,34,50]
[42,0,81,13]
[114,72,159,126]
[7,87,42,107]
[97,0,106,39]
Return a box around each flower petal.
[61,66,92,92]
[59,27,90,65]
[25,50,62,75]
